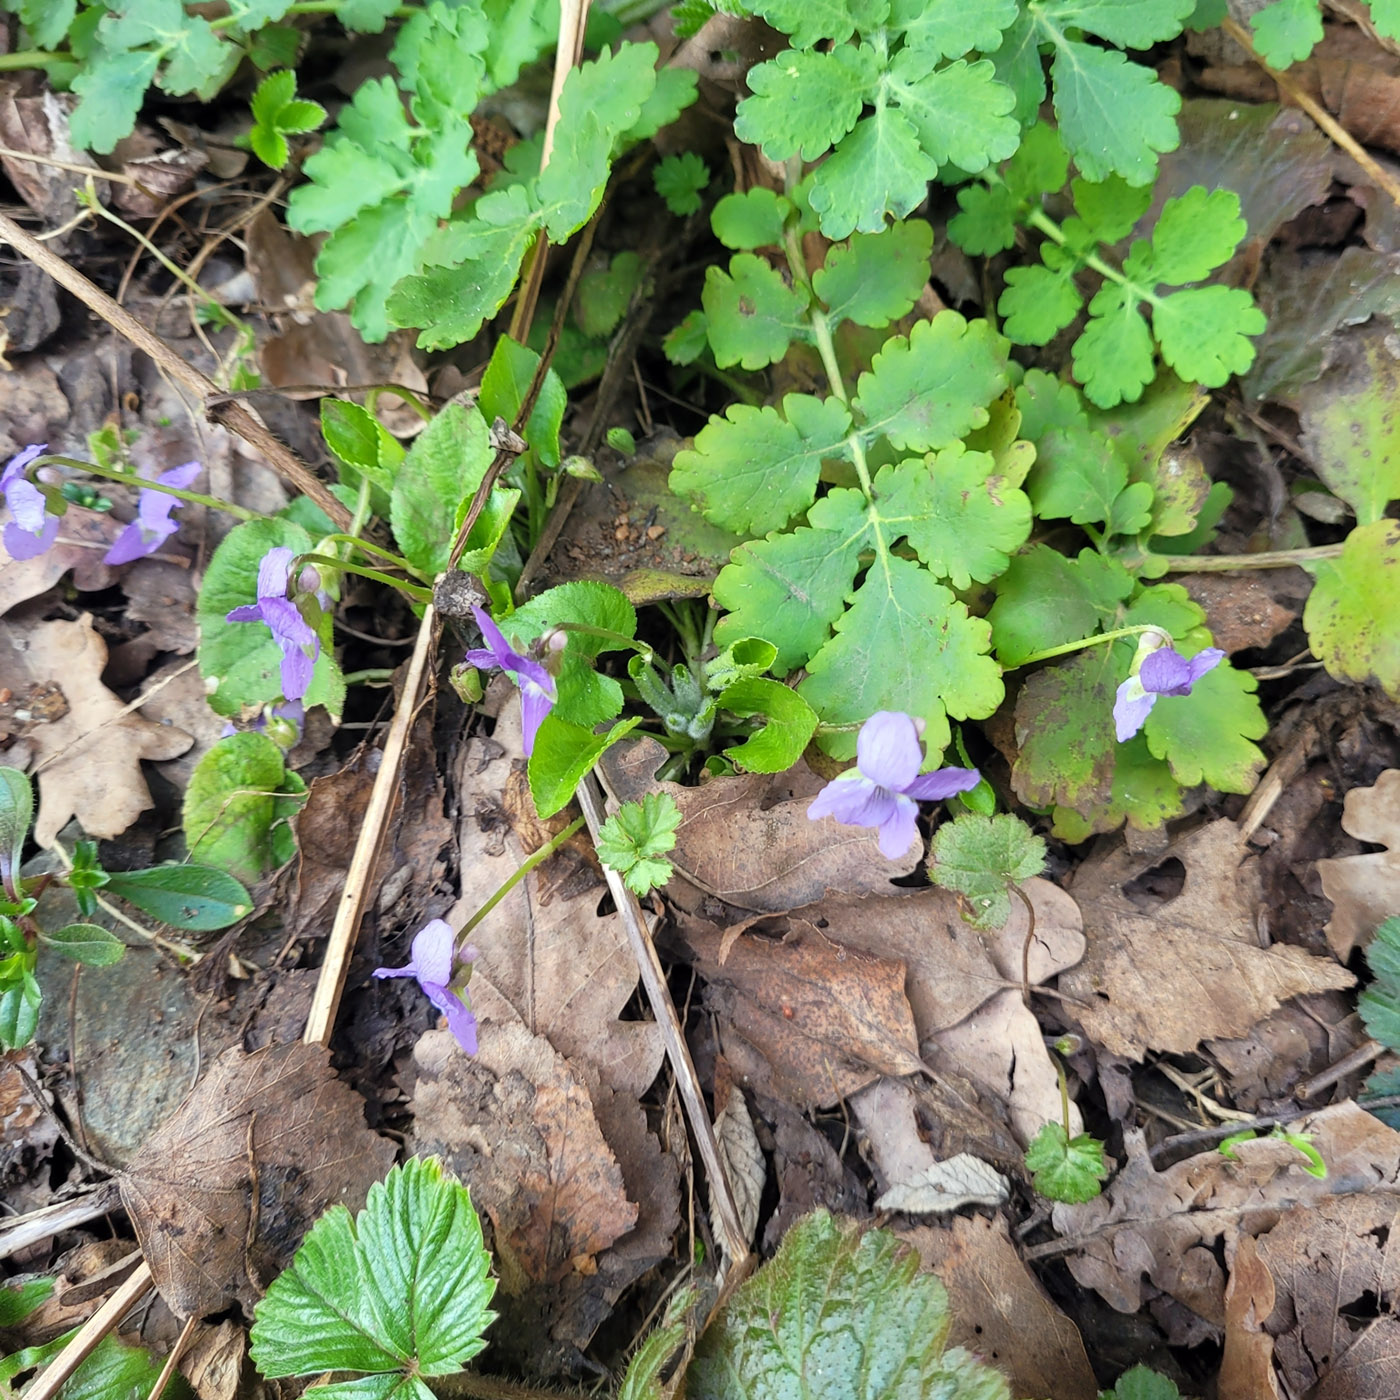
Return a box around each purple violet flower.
[1114,645,1226,742]
[1,444,59,561]
[807,710,981,859]
[464,604,558,757]
[225,545,321,702]
[104,461,201,565]
[374,919,479,1055]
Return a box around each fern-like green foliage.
[951,124,1267,408]
[687,1209,1011,1400]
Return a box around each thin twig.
[574,774,752,1272]
[1222,14,1400,209]
[1295,1039,1385,1100]
[1013,882,1036,1010]
[0,1182,123,1261]
[22,1264,153,1400]
[0,210,351,529]
[302,607,438,1047]
[143,1314,197,1400]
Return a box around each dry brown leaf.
[1219,1235,1279,1400]
[179,1320,253,1400]
[902,1215,1098,1400]
[760,1094,863,1250]
[131,659,229,789]
[291,760,375,936]
[600,736,918,911]
[118,1040,396,1318]
[1,614,192,844]
[713,1062,762,1250]
[874,1153,1008,1214]
[673,914,924,1110]
[1058,820,1353,1059]
[1317,768,1400,959]
[1255,1194,1400,1398]
[1176,572,1305,655]
[0,1049,57,1182]
[1050,1102,1400,1325]
[0,508,124,617]
[408,1024,637,1289]
[445,708,661,1097]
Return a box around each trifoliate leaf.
[1303,520,1400,698]
[883,55,1020,174]
[1049,42,1181,185]
[929,813,1046,930]
[1073,282,1157,407]
[671,394,852,536]
[808,104,937,239]
[653,151,710,216]
[249,1157,495,1399]
[999,261,1084,345]
[888,0,1018,62]
[1151,286,1267,391]
[1359,916,1400,1051]
[1024,1122,1108,1203]
[987,545,1135,665]
[735,45,875,161]
[855,312,1009,453]
[1250,0,1323,66]
[873,447,1032,590]
[1143,659,1267,793]
[595,793,682,895]
[1012,647,1122,810]
[701,253,811,370]
[711,188,794,250]
[718,677,820,773]
[250,68,295,125]
[814,219,933,329]
[799,556,1002,759]
[688,1210,1012,1400]
[712,518,869,674]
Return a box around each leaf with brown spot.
[118,1041,396,1318]
[1058,819,1352,1059]
[0,614,192,844]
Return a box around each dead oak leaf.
[600,736,917,912]
[1317,768,1400,960]
[1220,1235,1279,1400]
[1,614,191,844]
[408,1024,637,1291]
[118,1040,395,1318]
[1058,819,1352,1059]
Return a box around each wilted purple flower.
[225,545,321,701]
[464,604,557,757]
[104,461,200,565]
[374,918,479,1054]
[1,444,59,561]
[807,711,981,859]
[1114,645,1225,742]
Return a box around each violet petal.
[856,711,923,791]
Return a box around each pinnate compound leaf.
[1143,659,1267,793]
[798,556,1002,759]
[814,219,933,329]
[929,813,1046,930]
[688,1209,1010,1400]
[1024,1122,1107,1203]
[1304,520,1400,698]
[250,1157,494,1393]
[712,520,868,675]
[671,395,851,536]
[1127,185,1246,285]
[70,49,162,153]
[1250,0,1323,66]
[808,105,936,239]
[872,447,1032,590]
[999,261,1084,345]
[1074,284,1157,408]
[1049,42,1181,186]
[734,45,875,161]
[1153,286,1267,388]
[750,0,881,47]
[987,545,1134,665]
[1360,916,1400,1051]
[855,312,1010,453]
[701,254,810,369]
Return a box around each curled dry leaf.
[902,1215,1098,1400]
[873,1153,1008,1215]
[1058,819,1353,1059]
[118,1040,396,1318]
[600,736,917,911]
[0,614,192,844]
[445,710,661,1097]
[713,1062,763,1250]
[1317,768,1400,959]
[1219,1235,1279,1400]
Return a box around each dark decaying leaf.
[118,1041,396,1318]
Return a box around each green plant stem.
[0,50,66,69]
[316,534,415,575]
[346,479,373,544]
[457,816,585,943]
[1015,623,1167,668]
[364,384,433,422]
[1153,543,1344,572]
[32,456,265,522]
[295,553,433,602]
[555,622,654,662]
[341,668,396,685]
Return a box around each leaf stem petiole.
[31,455,265,522]
[295,553,433,602]
[457,816,585,943]
[1014,624,1169,669]
[1152,543,1344,572]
